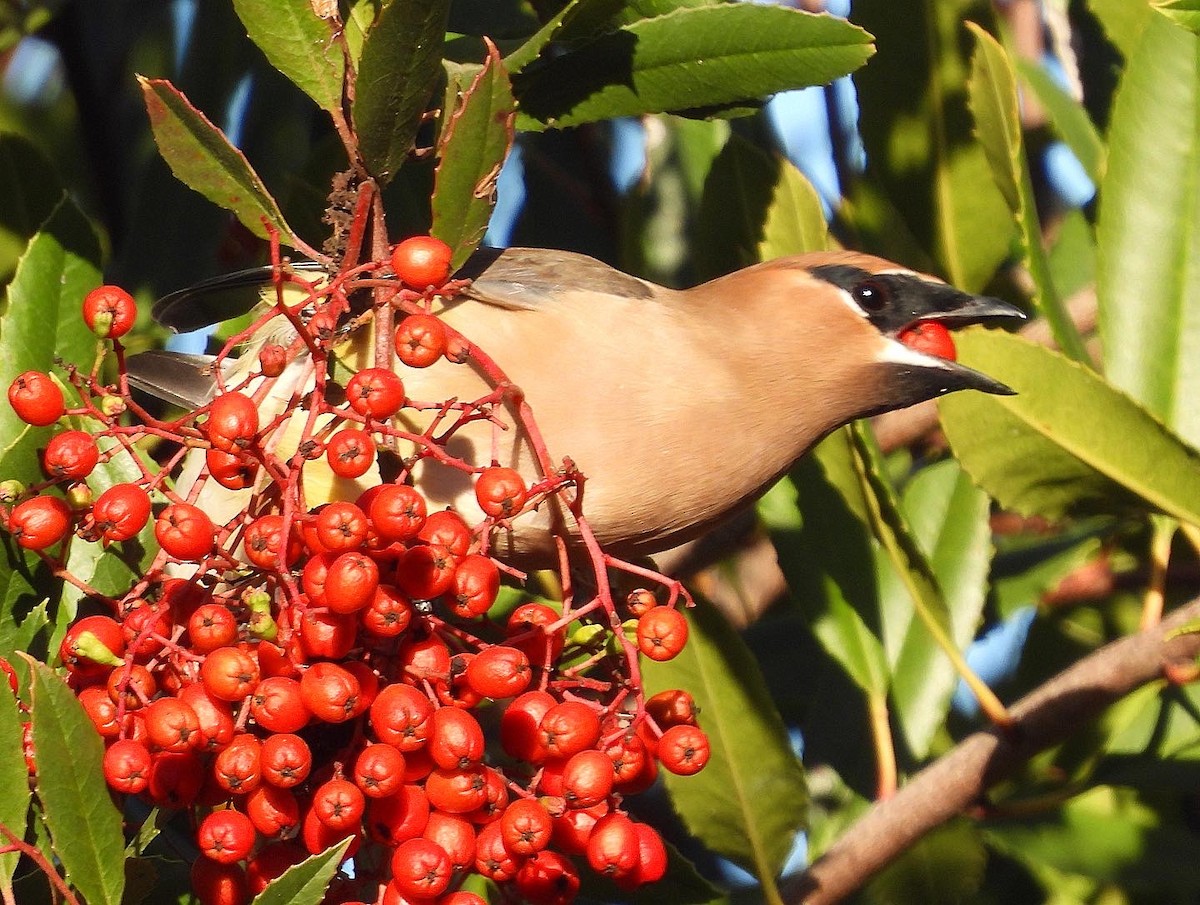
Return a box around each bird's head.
[708,251,1024,423]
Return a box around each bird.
[128,247,1024,567]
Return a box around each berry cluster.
[1,236,708,904]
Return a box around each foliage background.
[3,0,1200,903]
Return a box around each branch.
[784,596,1200,905]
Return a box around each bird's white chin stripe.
[878,336,954,368]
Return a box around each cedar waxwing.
[129,247,1023,567]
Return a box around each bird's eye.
[852,279,890,312]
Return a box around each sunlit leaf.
[853,0,1010,292]
[26,656,124,905]
[232,0,345,113]
[252,838,352,905]
[966,24,1081,360]
[432,41,516,268]
[642,600,807,887]
[514,5,874,130]
[940,328,1200,524]
[138,76,299,246]
[1096,12,1200,448]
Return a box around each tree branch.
[784,596,1200,905]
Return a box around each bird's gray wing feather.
[125,350,225,409]
[457,247,657,310]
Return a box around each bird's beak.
[895,285,1026,397]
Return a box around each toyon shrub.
[0,234,698,904]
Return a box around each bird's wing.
[124,350,227,409]
[457,247,658,311]
[152,261,329,333]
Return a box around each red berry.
[586,812,639,879]
[391,236,453,290]
[353,743,406,799]
[465,645,531,699]
[394,313,448,368]
[396,543,457,600]
[258,344,287,378]
[200,646,260,702]
[658,723,711,775]
[422,812,476,870]
[312,777,365,831]
[516,849,581,904]
[197,809,256,864]
[499,798,554,855]
[246,782,300,837]
[300,661,360,724]
[428,707,485,770]
[475,466,527,519]
[345,367,405,419]
[250,676,309,734]
[501,690,556,762]
[636,606,689,661]
[389,837,452,899]
[323,551,379,614]
[369,683,434,751]
[447,553,499,618]
[103,739,152,794]
[206,448,258,490]
[92,483,151,542]
[326,429,375,479]
[144,696,202,753]
[260,733,311,788]
[155,503,215,561]
[213,734,262,794]
[205,392,259,452]
[42,431,99,481]
[187,603,238,654]
[360,583,414,638]
[8,495,72,550]
[243,514,302,570]
[8,371,64,426]
[418,509,472,558]
[539,701,601,760]
[897,321,957,360]
[368,483,426,542]
[313,501,368,552]
[82,285,137,338]
[561,748,616,808]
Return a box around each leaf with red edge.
[138,76,299,247]
[432,40,516,269]
[231,0,345,115]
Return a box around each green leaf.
[1087,0,1153,58]
[939,328,1200,525]
[252,838,352,905]
[1096,13,1200,448]
[641,600,807,888]
[352,0,451,183]
[0,670,29,896]
[758,158,831,259]
[761,448,889,699]
[232,0,345,113]
[1014,58,1106,185]
[966,24,1083,361]
[880,459,991,758]
[514,5,874,130]
[0,196,102,488]
[138,76,299,246]
[852,0,1010,292]
[431,41,516,269]
[25,655,125,905]
[1153,0,1200,33]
